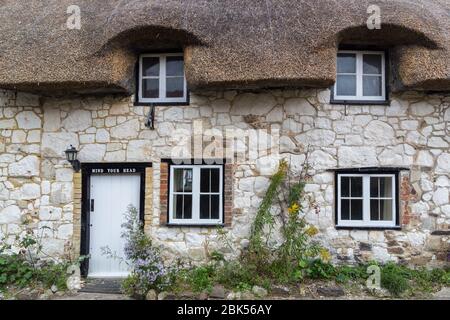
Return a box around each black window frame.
[163,159,226,228]
[333,167,403,230]
[134,52,190,107]
[330,46,390,106]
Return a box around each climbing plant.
[244,157,326,281]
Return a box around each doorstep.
[79,278,123,294]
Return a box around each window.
[336,173,398,228]
[138,53,187,104]
[169,165,223,225]
[333,51,386,102]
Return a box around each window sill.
[165,223,225,228]
[329,99,390,106]
[335,226,401,231]
[134,100,190,107]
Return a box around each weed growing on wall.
[243,159,325,282]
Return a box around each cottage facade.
[0,0,449,276]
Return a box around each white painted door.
[88,174,141,277]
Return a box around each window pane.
[337,53,356,73]
[142,79,159,98]
[350,177,363,197]
[350,199,363,220]
[341,199,350,220]
[183,195,192,219]
[211,195,220,219]
[363,75,382,96]
[211,169,220,193]
[336,75,356,96]
[174,168,192,192]
[379,177,392,197]
[370,177,379,197]
[379,199,392,221]
[200,195,210,219]
[200,168,220,193]
[142,57,159,76]
[173,194,192,219]
[173,195,183,219]
[174,169,183,192]
[166,56,184,76]
[341,177,350,197]
[166,77,184,98]
[200,169,210,193]
[363,54,382,74]
[370,199,379,220]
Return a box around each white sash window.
[138,53,187,104]
[337,173,397,228]
[169,165,223,225]
[334,51,386,102]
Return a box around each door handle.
[90,199,94,211]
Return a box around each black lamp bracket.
[145,105,155,130]
[69,160,81,172]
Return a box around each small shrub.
[0,234,74,293]
[188,265,215,293]
[120,205,172,298]
[334,264,368,284]
[380,263,410,296]
[0,254,35,288]
[304,259,336,279]
[215,260,258,289]
[35,261,70,291]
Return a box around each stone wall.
[0,88,449,266]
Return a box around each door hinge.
[90,199,94,211]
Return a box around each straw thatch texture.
[0,0,448,94]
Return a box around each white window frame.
[337,173,396,228]
[334,50,386,102]
[138,53,187,104]
[169,165,223,225]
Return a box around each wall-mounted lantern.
[65,145,81,172]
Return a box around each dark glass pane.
[370,177,379,198]
[351,177,363,197]
[174,195,183,219]
[363,54,382,74]
[200,169,210,193]
[341,199,350,220]
[370,199,379,220]
[142,79,159,98]
[200,195,210,219]
[351,199,363,220]
[363,75,382,96]
[341,177,350,197]
[379,177,392,197]
[174,169,184,192]
[174,168,192,192]
[166,77,184,98]
[211,195,220,219]
[336,75,356,96]
[210,169,220,193]
[183,169,192,192]
[337,53,356,73]
[166,56,184,76]
[183,195,192,219]
[142,57,159,76]
[379,199,393,221]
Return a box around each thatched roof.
[0,0,448,94]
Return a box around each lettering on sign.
[90,168,138,174]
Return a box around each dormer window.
[332,50,386,103]
[138,53,188,104]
